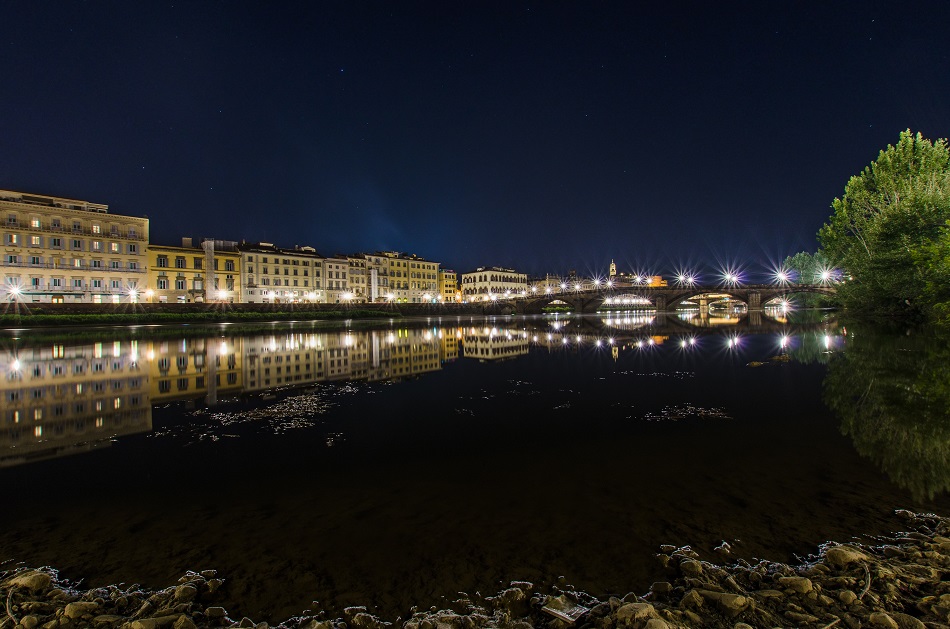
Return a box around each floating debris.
[642,404,731,422]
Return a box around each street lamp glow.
[217,289,227,300]
[774,269,790,284]
[342,292,353,300]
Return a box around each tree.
[783,251,830,284]
[818,130,950,318]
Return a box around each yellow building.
[364,251,440,303]
[146,238,242,303]
[438,269,459,302]
[0,189,149,304]
[239,242,324,303]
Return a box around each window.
[110,242,119,253]
[92,279,103,288]
[225,260,234,271]
[52,219,61,229]
[157,256,168,268]
[72,221,81,232]
[51,278,62,288]
[213,259,219,270]
[175,279,185,290]
[193,258,202,269]
[92,259,103,268]
[29,236,41,246]
[129,261,138,270]
[72,279,82,289]
[30,218,40,228]
[175,257,185,268]
[128,244,137,254]
[92,225,101,234]
[157,278,168,289]
[92,241,102,251]
[111,279,121,289]
[110,261,121,269]
[6,234,19,245]
[29,256,40,265]
[71,239,82,249]
[51,238,62,248]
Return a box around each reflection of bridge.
[503,284,835,315]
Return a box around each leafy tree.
[782,251,830,284]
[818,130,950,318]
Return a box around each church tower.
[609,259,617,278]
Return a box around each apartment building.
[346,256,368,302]
[323,255,350,303]
[146,238,241,303]
[364,251,440,303]
[438,269,458,302]
[239,242,324,303]
[0,189,149,303]
[461,266,528,300]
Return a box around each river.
[1,312,948,622]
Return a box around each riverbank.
[2,510,947,629]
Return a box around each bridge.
[492,284,835,315]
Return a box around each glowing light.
[574,283,581,291]
[575,335,582,343]
[595,339,602,347]
[9,285,22,297]
[145,289,154,299]
[342,292,354,301]
[593,279,600,287]
[11,359,21,371]
[680,339,687,348]
[560,283,567,290]
[608,337,615,345]
[386,293,395,301]
[780,335,789,348]
[775,270,790,284]
[606,280,613,287]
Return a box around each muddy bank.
[4,510,950,629]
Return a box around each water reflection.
[1,316,842,468]
[823,322,950,501]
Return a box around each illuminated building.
[146,238,241,303]
[462,326,529,360]
[0,189,149,304]
[239,242,324,303]
[364,251,440,303]
[438,269,458,302]
[460,266,528,300]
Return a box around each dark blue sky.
[2,1,948,278]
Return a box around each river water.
[1,313,948,622]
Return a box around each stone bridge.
[507,284,835,315]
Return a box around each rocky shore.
[4,510,950,629]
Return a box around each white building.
[239,242,324,303]
[461,267,528,301]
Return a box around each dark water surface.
[2,313,948,622]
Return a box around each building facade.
[323,255,350,303]
[239,242,324,303]
[363,251,439,303]
[0,189,149,303]
[438,269,458,302]
[461,267,528,300]
[146,238,242,303]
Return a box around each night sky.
[2,2,948,279]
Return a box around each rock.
[679,560,703,577]
[839,590,858,605]
[890,612,926,629]
[63,602,99,619]
[777,576,813,594]
[733,624,753,629]
[869,612,900,629]
[716,593,749,617]
[784,611,819,624]
[649,582,672,597]
[682,610,702,624]
[130,616,181,629]
[173,585,197,603]
[679,590,703,610]
[615,603,656,625]
[350,613,378,629]
[7,571,53,593]
[753,589,784,599]
[642,620,669,629]
[21,616,40,629]
[91,616,125,625]
[825,546,870,568]
[205,607,227,619]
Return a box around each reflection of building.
[0,189,149,304]
[461,267,528,300]
[146,238,242,303]
[146,337,243,404]
[0,340,152,466]
[462,327,530,361]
